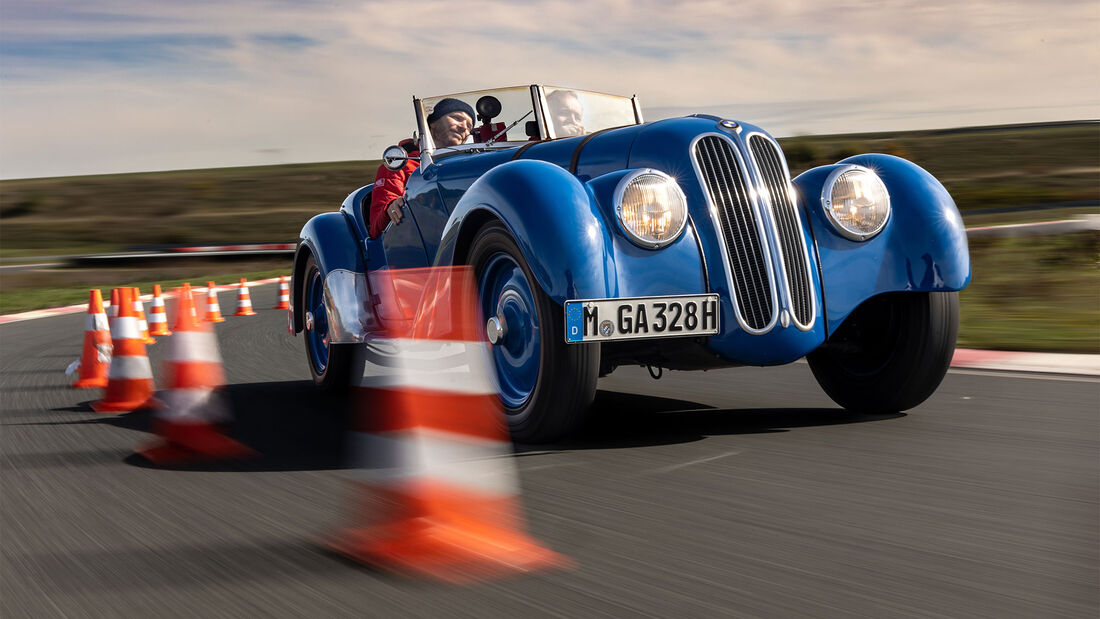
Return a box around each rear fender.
[793,154,971,334]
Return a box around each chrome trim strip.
[322,269,374,343]
[413,97,433,167]
[532,84,552,141]
[689,132,779,335]
[821,164,892,241]
[611,168,689,249]
[745,131,817,331]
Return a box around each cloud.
[0,0,1097,178]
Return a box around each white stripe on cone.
[133,299,149,334]
[148,311,167,325]
[356,338,498,395]
[107,355,154,379]
[350,429,518,496]
[86,313,109,332]
[111,316,141,339]
[165,331,222,363]
[159,387,230,423]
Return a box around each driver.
[368,97,475,238]
[547,89,585,137]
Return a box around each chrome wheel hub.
[486,315,507,345]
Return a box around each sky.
[1,0,1097,179]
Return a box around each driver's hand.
[387,197,405,225]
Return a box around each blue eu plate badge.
[566,302,584,342]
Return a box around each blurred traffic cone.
[69,289,112,388]
[325,266,567,583]
[132,287,155,344]
[273,275,290,310]
[203,281,225,323]
[136,289,255,465]
[107,287,121,332]
[91,287,156,413]
[148,284,172,336]
[179,282,197,320]
[233,278,257,316]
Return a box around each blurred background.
[1,2,1097,616]
[3,2,1097,351]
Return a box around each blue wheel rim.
[305,267,330,374]
[479,252,540,410]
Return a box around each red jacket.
[368,140,420,238]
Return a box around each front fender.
[793,154,971,334]
[435,160,616,303]
[435,160,707,305]
[292,211,366,335]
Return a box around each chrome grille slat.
[693,136,773,330]
[748,135,814,327]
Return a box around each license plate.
[564,294,720,343]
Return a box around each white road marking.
[521,461,584,472]
[648,450,742,474]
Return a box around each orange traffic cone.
[69,289,112,388]
[107,287,121,332]
[91,287,156,413]
[132,287,155,344]
[136,289,255,465]
[178,282,198,320]
[325,266,567,583]
[233,278,257,316]
[148,284,172,336]
[273,275,290,310]
[203,281,225,323]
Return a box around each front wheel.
[468,223,599,443]
[301,254,355,391]
[808,292,959,413]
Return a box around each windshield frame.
[413,84,642,158]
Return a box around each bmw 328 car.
[290,85,971,442]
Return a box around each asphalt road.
[2,285,1097,618]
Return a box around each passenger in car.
[368,98,475,238]
[547,89,585,137]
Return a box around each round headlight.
[614,170,688,248]
[822,166,891,240]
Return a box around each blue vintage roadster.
[291,85,970,442]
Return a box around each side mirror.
[381,145,412,171]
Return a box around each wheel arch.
[292,211,365,334]
[435,159,617,305]
[793,154,971,335]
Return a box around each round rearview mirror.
[381,145,408,171]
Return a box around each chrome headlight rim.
[613,168,689,249]
[821,164,891,241]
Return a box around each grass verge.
[958,232,1098,353]
[0,260,290,315]
[3,235,1096,354]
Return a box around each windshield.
[544,86,638,138]
[421,86,535,153]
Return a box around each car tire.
[807,291,958,413]
[302,253,356,391]
[468,222,599,443]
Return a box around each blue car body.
[295,116,968,362]
[292,86,969,441]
